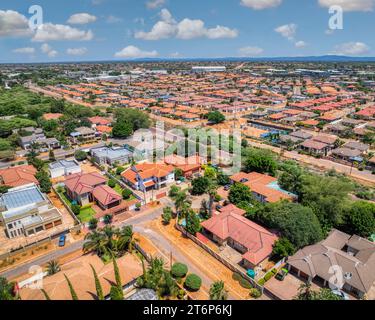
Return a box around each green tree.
[243,148,277,176]
[345,201,375,237]
[74,150,87,161]
[103,214,113,225]
[184,274,202,291]
[122,188,132,200]
[41,289,51,300]
[112,120,133,138]
[162,207,173,225]
[191,176,209,195]
[209,281,228,300]
[0,277,17,300]
[64,274,79,300]
[113,257,122,291]
[185,211,201,236]
[110,285,124,300]
[278,162,304,195]
[228,183,254,205]
[257,202,323,249]
[300,174,353,231]
[207,111,225,124]
[272,238,296,260]
[36,170,52,193]
[171,263,188,279]
[71,204,81,216]
[48,149,56,162]
[88,218,98,230]
[46,260,61,276]
[89,264,104,300]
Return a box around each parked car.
[331,289,350,300]
[58,235,66,247]
[275,268,289,281]
[215,205,223,211]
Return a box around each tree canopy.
[257,201,323,249]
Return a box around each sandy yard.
[148,218,254,300]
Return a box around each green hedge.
[171,263,188,278]
[184,274,202,292]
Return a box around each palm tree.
[0,277,17,300]
[206,180,218,218]
[83,230,112,257]
[174,191,188,213]
[295,282,313,300]
[209,281,228,300]
[64,274,79,300]
[46,260,61,276]
[41,289,51,300]
[112,257,122,291]
[90,264,104,300]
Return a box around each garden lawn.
[113,184,123,195]
[78,207,96,223]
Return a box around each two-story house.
[121,163,175,192]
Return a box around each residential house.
[164,154,205,178]
[70,127,97,144]
[230,172,296,203]
[17,127,60,151]
[48,160,82,179]
[201,206,278,269]
[121,163,175,192]
[64,172,107,206]
[0,165,39,188]
[287,229,375,299]
[91,147,133,166]
[0,184,62,238]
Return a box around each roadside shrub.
[122,189,132,200]
[258,278,265,286]
[232,273,242,281]
[250,288,262,299]
[108,179,116,188]
[171,263,188,278]
[239,278,253,289]
[184,274,202,291]
[71,204,81,215]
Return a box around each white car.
[331,290,350,300]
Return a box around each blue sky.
[0,0,375,62]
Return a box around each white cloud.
[0,10,32,37]
[275,23,297,40]
[67,47,88,55]
[114,45,158,58]
[318,0,375,12]
[41,43,58,58]
[146,0,166,9]
[333,42,370,55]
[135,9,238,40]
[32,23,94,42]
[107,15,123,23]
[238,46,264,56]
[295,41,307,48]
[240,0,282,10]
[67,13,97,25]
[13,47,35,54]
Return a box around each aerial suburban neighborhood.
[0,1,374,312]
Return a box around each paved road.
[0,201,168,280]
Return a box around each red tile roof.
[92,185,122,206]
[0,165,38,187]
[65,172,106,195]
[201,210,278,265]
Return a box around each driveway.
[265,274,321,300]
